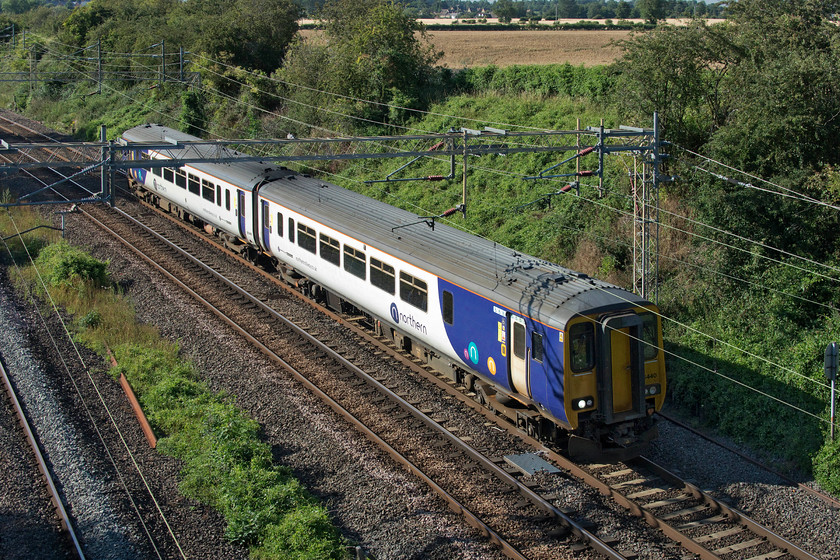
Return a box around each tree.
[494,0,516,22]
[615,0,631,18]
[279,0,442,134]
[616,0,840,267]
[557,0,577,18]
[636,0,664,23]
[176,0,301,73]
[615,21,736,148]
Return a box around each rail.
[0,356,86,559]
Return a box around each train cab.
[564,306,666,460]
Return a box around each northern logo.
[390,302,428,336]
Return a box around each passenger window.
[175,170,186,189]
[442,290,453,325]
[163,167,174,182]
[344,246,365,279]
[188,173,200,195]
[216,184,222,206]
[370,257,395,294]
[320,234,340,265]
[640,312,659,360]
[532,332,544,363]
[152,164,162,177]
[399,271,427,311]
[276,212,283,237]
[297,223,316,254]
[569,322,595,372]
[202,179,215,202]
[288,218,295,242]
[263,203,270,233]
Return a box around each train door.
[237,190,246,238]
[510,315,530,396]
[261,200,270,252]
[600,314,645,422]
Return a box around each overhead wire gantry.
[0,115,669,300]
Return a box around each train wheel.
[527,421,537,439]
[463,374,476,392]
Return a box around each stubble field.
[298,29,633,68]
[426,29,632,68]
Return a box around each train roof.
[122,124,652,328]
[122,124,287,191]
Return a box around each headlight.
[645,384,661,396]
[573,396,595,411]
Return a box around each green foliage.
[34,240,110,290]
[636,0,665,23]
[180,89,206,135]
[112,343,345,558]
[614,21,737,149]
[76,309,102,330]
[278,0,441,135]
[493,0,516,23]
[177,0,302,74]
[460,63,613,99]
[814,438,840,495]
[0,205,55,265]
[6,228,345,558]
[616,0,840,173]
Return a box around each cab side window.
[640,312,659,360]
[569,322,595,372]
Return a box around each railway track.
[0,111,834,559]
[0,113,246,559]
[0,353,85,559]
[92,190,826,560]
[81,185,638,559]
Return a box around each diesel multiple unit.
[123,123,666,459]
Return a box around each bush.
[77,309,102,330]
[34,240,110,289]
[459,64,614,99]
[814,438,840,495]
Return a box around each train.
[122,123,666,460]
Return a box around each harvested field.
[298,29,631,68]
[427,29,631,68]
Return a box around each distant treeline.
[297,0,726,20]
[0,0,725,22]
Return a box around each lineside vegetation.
[0,219,346,560]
